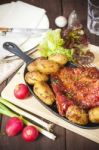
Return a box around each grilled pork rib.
[51,76,74,116]
[51,67,99,115]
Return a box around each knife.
[0,27,50,35]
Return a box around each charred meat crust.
[51,67,99,114]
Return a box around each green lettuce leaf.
[38,29,73,61]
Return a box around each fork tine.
[76,63,97,68]
[3,44,38,60]
[85,64,96,68]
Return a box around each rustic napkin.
[0,60,23,84]
[0,1,49,84]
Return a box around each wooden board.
[1,44,99,144]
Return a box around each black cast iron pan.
[3,42,99,129]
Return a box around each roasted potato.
[48,54,68,65]
[89,107,99,123]
[27,61,37,72]
[66,105,88,125]
[27,57,46,72]
[36,59,60,74]
[25,71,48,85]
[33,81,55,105]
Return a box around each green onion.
[0,98,56,140]
[0,98,53,131]
[23,119,56,140]
[0,102,18,117]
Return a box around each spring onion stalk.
[0,103,18,117]
[0,98,53,131]
[0,103,56,140]
[23,118,56,140]
[0,99,56,140]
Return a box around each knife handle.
[0,27,11,32]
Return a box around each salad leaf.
[38,29,73,61]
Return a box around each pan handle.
[3,42,33,64]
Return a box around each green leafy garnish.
[38,29,73,61]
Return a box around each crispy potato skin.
[66,105,88,125]
[36,59,60,74]
[89,107,99,123]
[48,54,68,65]
[27,61,37,72]
[33,82,55,105]
[25,71,48,85]
[27,57,46,72]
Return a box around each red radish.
[22,126,39,142]
[14,83,30,99]
[6,117,24,136]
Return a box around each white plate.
[0,14,49,59]
[0,3,49,59]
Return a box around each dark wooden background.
[0,0,99,150]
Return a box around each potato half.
[89,107,99,123]
[48,54,68,65]
[33,81,55,105]
[66,105,88,125]
[25,71,48,85]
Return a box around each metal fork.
[77,63,98,68]
[0,46,38,64]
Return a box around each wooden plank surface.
[0,81,7,130]
[0,0,99,150]
[62,1,99,149]
[0,0,66,150]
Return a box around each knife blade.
[0,27,50,35]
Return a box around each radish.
[6,117,24,136]
[22,126,39,142]
[14,83,30,99]
[0,98,56,140]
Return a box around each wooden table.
[0,0,99,150]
